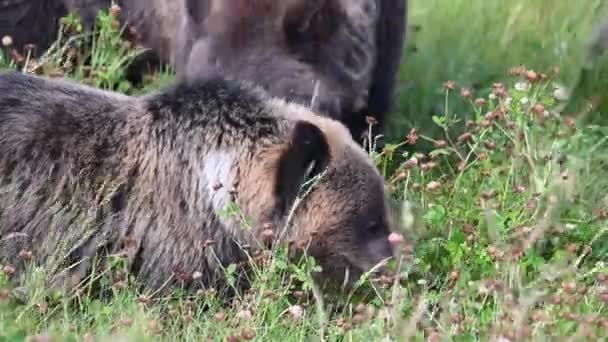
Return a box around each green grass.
[393,0,608,144]
[1,3,608,341]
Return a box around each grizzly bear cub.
[0,71,396,294]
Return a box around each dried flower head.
[443,81,456,90]
[525,70,539,82]
[563,116,576,129]
[365,116,378,126]
[240,328,255,340]
[406,128,419,145]
[18,250,33,260]
[460,88,472,99]
[508,65,527,76]
[474,98,487,107]
[110,4,121,16]
[3,265,15,277]
[434,140,448,148]
[531,103,546,116]
[426,181,442,192]
[483,140,496,150]
[457,133,473,144]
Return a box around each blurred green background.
[390,0,608,141]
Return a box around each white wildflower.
[514,81,531,92]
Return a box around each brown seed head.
[434,140,448,148]
[427,331,441,342]
[402,157,418,170]
[365,305,376,320]
[426,181,442,192]
[457,161,467,172]
[352,313,366,325]
[26,334,53,342]
[0,289,9,302]
[36,302,48,314]
[365,116,378,126]
[240,329,255,340]
[460,88,472,99]
[525,70,538,82]
[598,291,608,303]
[481,189,497,200]
[260,228,274,242]
[236,310,253,321]
[406,128,419,145]
[508,65,527,76]
[226,335,241,342]
[457,133,473,144]
[443,81,456,90]
[562,281,576,294]
[148,320,161,334]
[480,119,492,128]
[462,223,475,235]
[110,4,121,16]
[3,265,15,277]
[477,152,488,162]
[525,199,537,212]
[394,172,407,182]
[415,153,427,161]
[18,250,33,260]
[563,116,576,129]
[214,312,226,322]
[531,103,545,116]
[492,87,507,98]
[474,98,487,107]
[566,243,579,254]
[10,49,25,64]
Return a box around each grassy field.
[1,2,608,341]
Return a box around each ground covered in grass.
[1,4,608,342]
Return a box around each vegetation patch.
[1,4,607,341]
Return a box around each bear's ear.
[274,121,330,214]
[184,0,211,25]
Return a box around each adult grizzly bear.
[0,71,396,293]
[0,0,408,145]
[175,0,408,145]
